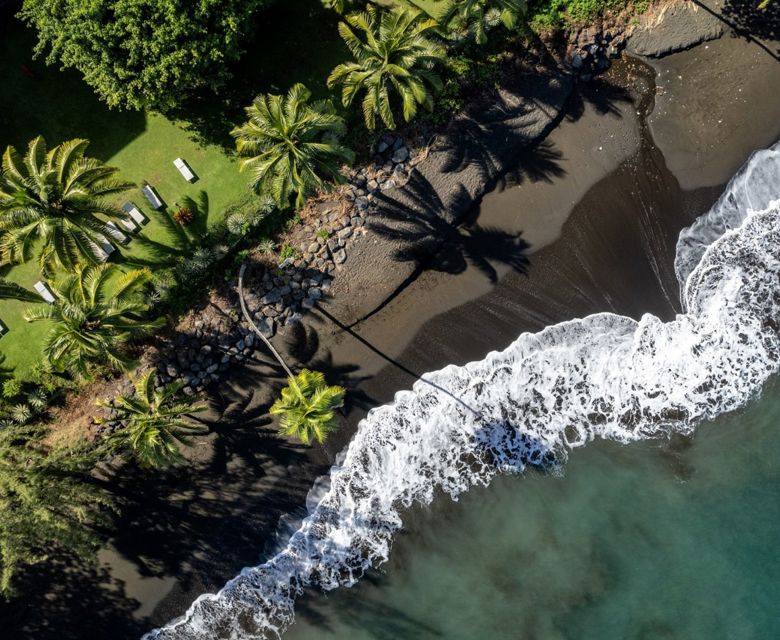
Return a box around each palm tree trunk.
[238,263,295,379]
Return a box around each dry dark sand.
[1,29,778,640]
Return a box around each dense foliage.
[19,0,273,111]
[0,137,133,274]
[328,5,445,130]
[0,425,112,598]
[232,83,355,208]
[440,0,527,44]
[0,280,39,303]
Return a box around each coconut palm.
[24,264,163,376]
[101,370,207,468]
[237,264,345,444]
[328,5,445,130]
[0,136,134,274]
[231,83,355,209]
[439,0,526,44]
[0,279,39,303]
[270,369,346,445]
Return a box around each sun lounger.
[120,217,139,233]
[106,221,130,244]
[141,184,164,210]
[91,234,116,262]
[122,202,147,226]
[0,318,8,336]
[173,157,197,183]
[34,281,56,304]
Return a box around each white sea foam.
[145,142,780,639]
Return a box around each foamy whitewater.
[146,142,780,639]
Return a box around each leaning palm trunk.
[238,263,294,378]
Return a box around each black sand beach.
[1,11,779,640]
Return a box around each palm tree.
[231,83,355,209]
[270,369,346,444]
[0,136,134,274]
[440,0,526,44]
[328,5,445,130]
[101,370,207,468]
[0,279,40,303]
[238,264,345,445]
[24,264,163,376]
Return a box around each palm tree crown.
[101,370,207,468]
[0,136,134,273]
[270,369,345,445]
[231,83,355,209]
[328,5,445,130]
[24,264,163,376]
[441,0,526,44]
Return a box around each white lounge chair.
[106,221,130,244]
[122,201,147,226]
[142,184,164,210]
[120,217,139,233]
[34,281,56,304]
[0,319,8,336]
[173,157,197,183]
[91,234,116,262]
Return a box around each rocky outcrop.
[627,0,726,57]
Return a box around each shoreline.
[2,16,779,640]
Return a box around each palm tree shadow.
[713,0,780,58]
[565,76,634,121]
[356,172,531,327]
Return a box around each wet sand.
[1,28,778,640]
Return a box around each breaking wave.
[146,142,780,639]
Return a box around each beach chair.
[34,281,56,304]
[173,157,197,183]
[142,184,165,210]
[0,318,8,337]
[120,217,139,233]
[106,221,130,245]
[91,234,116,262]
[122,202,147,227]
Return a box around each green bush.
[528,0,632,31]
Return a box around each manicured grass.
[0,0,353,379]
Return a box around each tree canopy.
[19,0,273,111]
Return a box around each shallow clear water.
[286,384,780,640]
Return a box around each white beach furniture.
[0,319,8,337]
[92,234,116,262]
[120,217,139,233]
[34,281,56,304]
[142,184,165,210]
[106,221,130,245]
[173,157,197,182]
[122,201,147,227]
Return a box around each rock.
[333,248,347,264]
[262,289,282,305]
[382,161,394,173]
[166,364,179,378]
[183,386,194,396]
[236,339,246,350]
[392,165,407,180]
[307,241,320,253]
[377,140,389,153]
[302,297,316,310]
[309,287,322,299]
[279,285,292,296]
[351,216,364,227]
[391,146,409,163]
[571,53,584,69]
[380,179,396,191]
[258,317,275,338]
[206,364,219,374]
[337,227,353,239]
[355,196,369,210]
[367,179,379,192]
[321,278,332,291]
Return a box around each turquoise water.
[286,384,780,640]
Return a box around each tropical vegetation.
[0,424,112,598]
[100,371,207,468]
[328,5,445,130]
[24,264,162,376]
[18,0,275,110]
[270,369,346,445]
[439,0,527,44]
[232,83,355,208]
[0,279,39,303]
[0,136,133,274]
